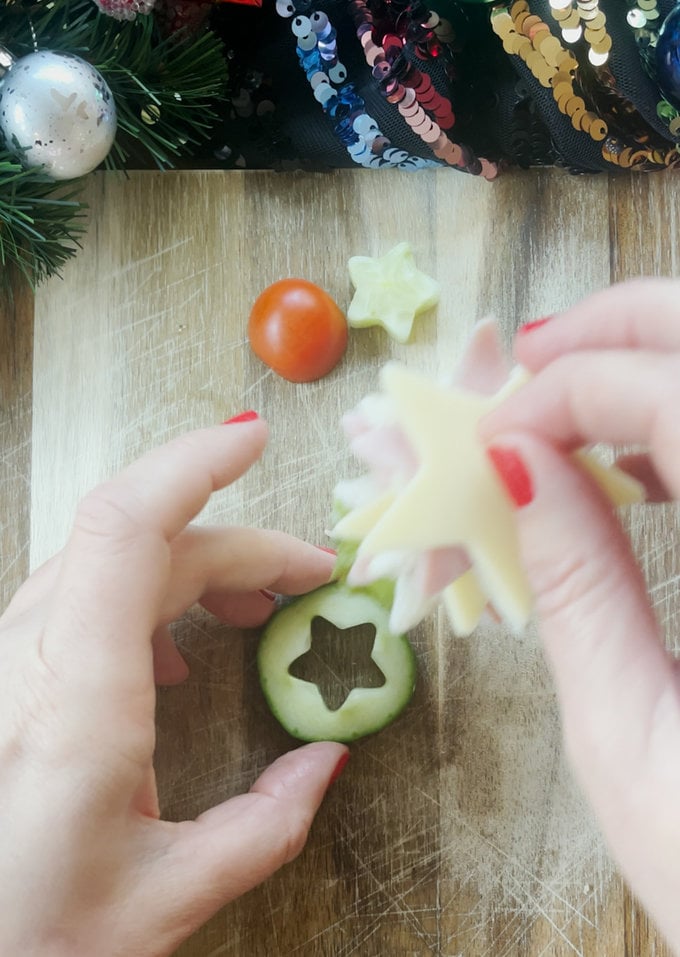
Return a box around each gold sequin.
[549,0,610,66]
[589,118,608,141]
[496,0,672,170]
[539,35,563,67]
[571,106,587,130]
[495,2,614,155]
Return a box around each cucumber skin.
[257,585,417,743]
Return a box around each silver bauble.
[0,50,117,180]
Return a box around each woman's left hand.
[0,418,345,957]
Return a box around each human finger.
[614,452,671,503]
[487,431,680,948]
[481,351,680,497]
[200,589,280,628]
[514,278,680,371]
[0,554,61,626]
[143,743,348,953]
[152,627,190,686]
[43,421,268,700]
[486,432,676,798]
[160,526,336,623]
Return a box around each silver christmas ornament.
[0,50,117,180]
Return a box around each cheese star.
[339,364,532,630]
[347,242,440,343]
[334,363,643,634]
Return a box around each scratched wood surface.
[2,168,680,955]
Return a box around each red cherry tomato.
[248,278,348,383]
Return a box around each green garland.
[0,155,86,285]
[1,0,228,286]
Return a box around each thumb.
[486,434,676,793]
[149,742,347,949]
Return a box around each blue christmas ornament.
[656,4,680,110]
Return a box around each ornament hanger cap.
[0,47,15,80]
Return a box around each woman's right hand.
[481,278,680,953]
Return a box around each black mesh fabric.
[207,0,680,174]
[602,0,678,141]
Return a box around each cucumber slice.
[257,584,417,743]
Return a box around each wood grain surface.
[2,167,680,956]
[0,277,32,614]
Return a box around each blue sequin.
[316,22,333,40]
[298,48,321,74]
[277,0,442,170]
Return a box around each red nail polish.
[259,589,277,602]
[329,751,350,786]
[487,446,534,508]
[223,410,259,425]
[315,545,337,556]
[518,316,553,335]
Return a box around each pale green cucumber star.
[347,242,441,344]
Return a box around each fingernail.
[259,589,277,602]
[487,446,534,508]
[518,316,553,335]
[223,410,259,424]
[328,750,350,786]
[315,545,337,556]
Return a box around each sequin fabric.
[202,0,680,173]
[275,0,444,168]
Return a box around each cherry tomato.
[248,278,348,383]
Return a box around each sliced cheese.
[334,362,644,635]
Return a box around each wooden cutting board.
[2,167,679,955]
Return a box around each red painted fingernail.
[223,410,259,424]
[518,316,553,335]
[315,545,337,556]
[328,751,350,786]
[487,446,534,508]
[259,589,277,602]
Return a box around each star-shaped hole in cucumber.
[288,616,385,712]
[257,584,417,742]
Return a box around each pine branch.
[2,0,229,169]
[96,17,229,169]
[0,0,229,281]
[0,152,86,287]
